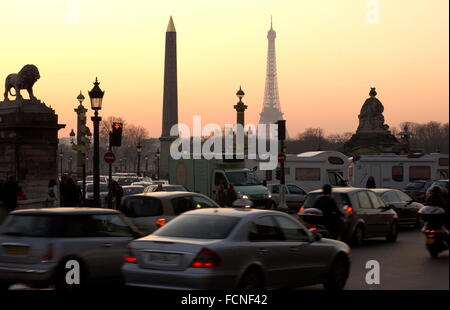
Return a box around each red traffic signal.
[110,122,123,147]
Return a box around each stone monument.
[343,88,401,154]
[0,64,65,200]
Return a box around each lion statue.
[3,64,40,101]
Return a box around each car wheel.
[351,225,365,247]
[237,268,264,289]
[386,222,399,242]
[324,255,350,291]
[54,258,87,291]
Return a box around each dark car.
[298,188,399,246]
[371,189,423,227]
[404,180,435,202]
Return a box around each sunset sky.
[0,0,448,138]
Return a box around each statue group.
[357,87,389,132]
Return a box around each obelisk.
[159,16,178,179]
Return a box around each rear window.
[1,215,63,237]
[405,182,425,190]
[303,193,350,210]
[120,197,163,217]
[154,214,240,239]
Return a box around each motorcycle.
[418,205,449,258]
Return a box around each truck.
[169,157,273,208]
[246,151,350,193]
[349,153,449,190]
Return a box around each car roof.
[11,207,119,215]
[182,207,284,218]
[309,187,367,194]
[128,191,197,199]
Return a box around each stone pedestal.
[0,99,65,199]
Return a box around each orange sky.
[0,0,448,138]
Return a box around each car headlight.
[268,194,272,199]
[236,191,249,200]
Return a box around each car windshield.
[154,214,240,239]
[86,183,109,192]
[118,178,140,186]
[123,187,144,196]
[225,171,262,186]
[0,215,63,237]
[405,182,425,190]
[120,197,163,217]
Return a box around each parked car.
[117,177,141,186]
[143,184,188,193]
[122,185,145,197]
[426,180,449,196]
[371,189,423,227]
[404,180,435,202]
[267,184,307,210]
[298,188,399,246]
[119,191,221,235]
[86,175,108,184]
[122,208,351,290]
[85,182,109,207]
[131,181,154,188]
[0,208,141,290]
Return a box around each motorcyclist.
[313,184,344,239]
[424,186,448,231]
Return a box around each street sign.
[104,151,116,164]
[278,152,286,163]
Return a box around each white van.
[247,151,350,193]
[349,153,449,190]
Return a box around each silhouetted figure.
[3,176,20,212]
[112,180,124,209]
[313,184,343,239]
[64,178,81,206]
[366,176,376,189]
[215,184,227,207]
[59,175,68,206]
[225,184,238,207]
[47,179,59,206]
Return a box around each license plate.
[3,245,29,255]
[426,238,435,244]
[148,252,180,265]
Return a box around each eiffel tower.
[259,17,284,126]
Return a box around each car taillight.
[155,218,166,228]
[299,206,305,214]
[310,225,318,231]
[424,229,439,234]
[123,243,137,263]
[345,206,353,214]
[190,248,221,268]
[42,243,54,262]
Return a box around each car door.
[285,185,307,208]
[367,191,393,235]
[272,215,330,287]
[396,190,420,224]
[247,215,290,288]
[268,184,280,205]
[90,214,136,278]
[381,191,407,224]
[355,191,379,237]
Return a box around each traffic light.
[110,122,123,147]
[277,120,286,141]
[275,168,281,180]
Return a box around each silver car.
[119,191,221,235]
[122,208,351,290]
[267,184,307,209]
[0,208,141,290]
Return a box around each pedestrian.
[214,184,227,207]
[112,180,124,209]
[225,183,238,207]
[312,184,344,239]
[16,186,27,201]
[59,174,68,207]
[47,179,60,207]
[64,177,81,206]
[366,176,376,189]
[2,176,20,212]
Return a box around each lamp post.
[88,78,104,208]
[69,156,73,174]
[145,155,149,176]
[156,148,160,180]
[136,142,142,177]
[59,150,64,177]
[69,129,75,175]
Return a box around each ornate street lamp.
[156,148,160,180]
[88,77,105,208]
[136,142,142,177]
